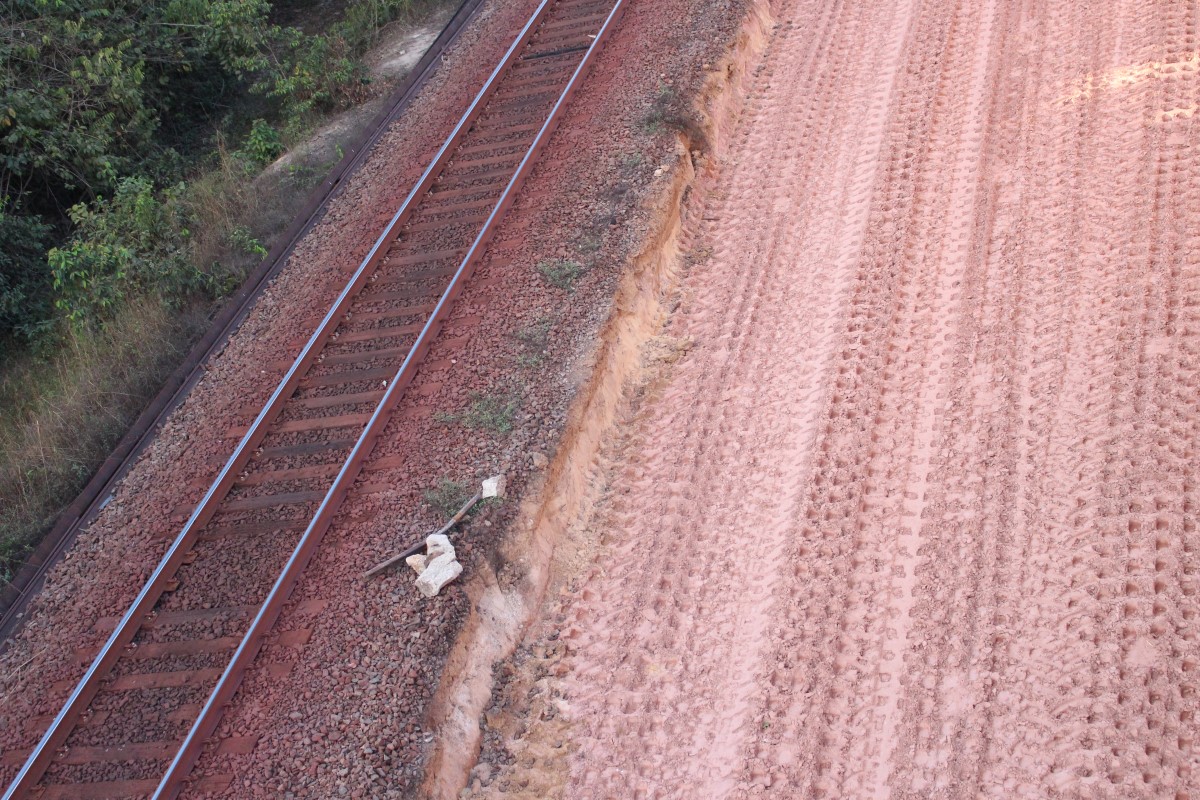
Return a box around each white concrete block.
[482,475,507,499]
[425,533,455,560]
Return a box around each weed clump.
[537,259,584,291]
[639,82,709,152]
[512,318,552,368]
[436,392,520,434]
[424,477,471,519]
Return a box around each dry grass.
[0,140,335,585]
[190,139,310,289]
[0,299,206,582]
[191,140,270,281]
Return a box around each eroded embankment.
[422,2,774,795]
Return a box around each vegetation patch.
[512,318,553,368]
[537,258,584,291]
[639,82,709,150]
[424,476,472,519]
[0,300,205,582]
[640,84,678,133]
[436,392,520,434]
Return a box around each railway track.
[1,0,624,797]
[0,0,488,645]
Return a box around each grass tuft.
[423,477,471,519]
[512,317,552,368]
[640,84,678,133]
[436,392,519,434]
[537,259,584,291]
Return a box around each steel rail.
[154,1,627,795]
[0,1,554,797]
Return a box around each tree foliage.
[48,177,199,323]
[0,0,419,346]
[0,204,52,344]
[1,0,271,205]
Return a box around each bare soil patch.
[463,0,1200,798]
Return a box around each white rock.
[481,475,507,499]
[425,533,455,560]
[415,553,462,597]
[405,554,427,575]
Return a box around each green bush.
[48,178,201,324]
[255,27,365,131]
[239,119,286,168]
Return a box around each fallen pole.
[362,473,505,580]
[361,491,482,580]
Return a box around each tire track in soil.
[475,0,1200,797]
[556,0,922,796]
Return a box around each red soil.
[469,0,1200,797]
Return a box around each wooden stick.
[361,491,482,580]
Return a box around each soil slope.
[478,0,1200,797]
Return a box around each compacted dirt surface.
[468,0,1200,798]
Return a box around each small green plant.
[229,226,268,258]
[618,151,644,171]
[239,119,286,168]
[437,392,520,434]
[641,84,677,133]
[284,162,320,189]
[576,233,603,255]
[537,259,583,291]
[512,318,552,368]
[514,318,552,349]
[256,28,365,131]
[424,477,471,519]
[466,393,518,433]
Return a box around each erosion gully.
[1,0,624,797]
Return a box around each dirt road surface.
[478,0,1200,797]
